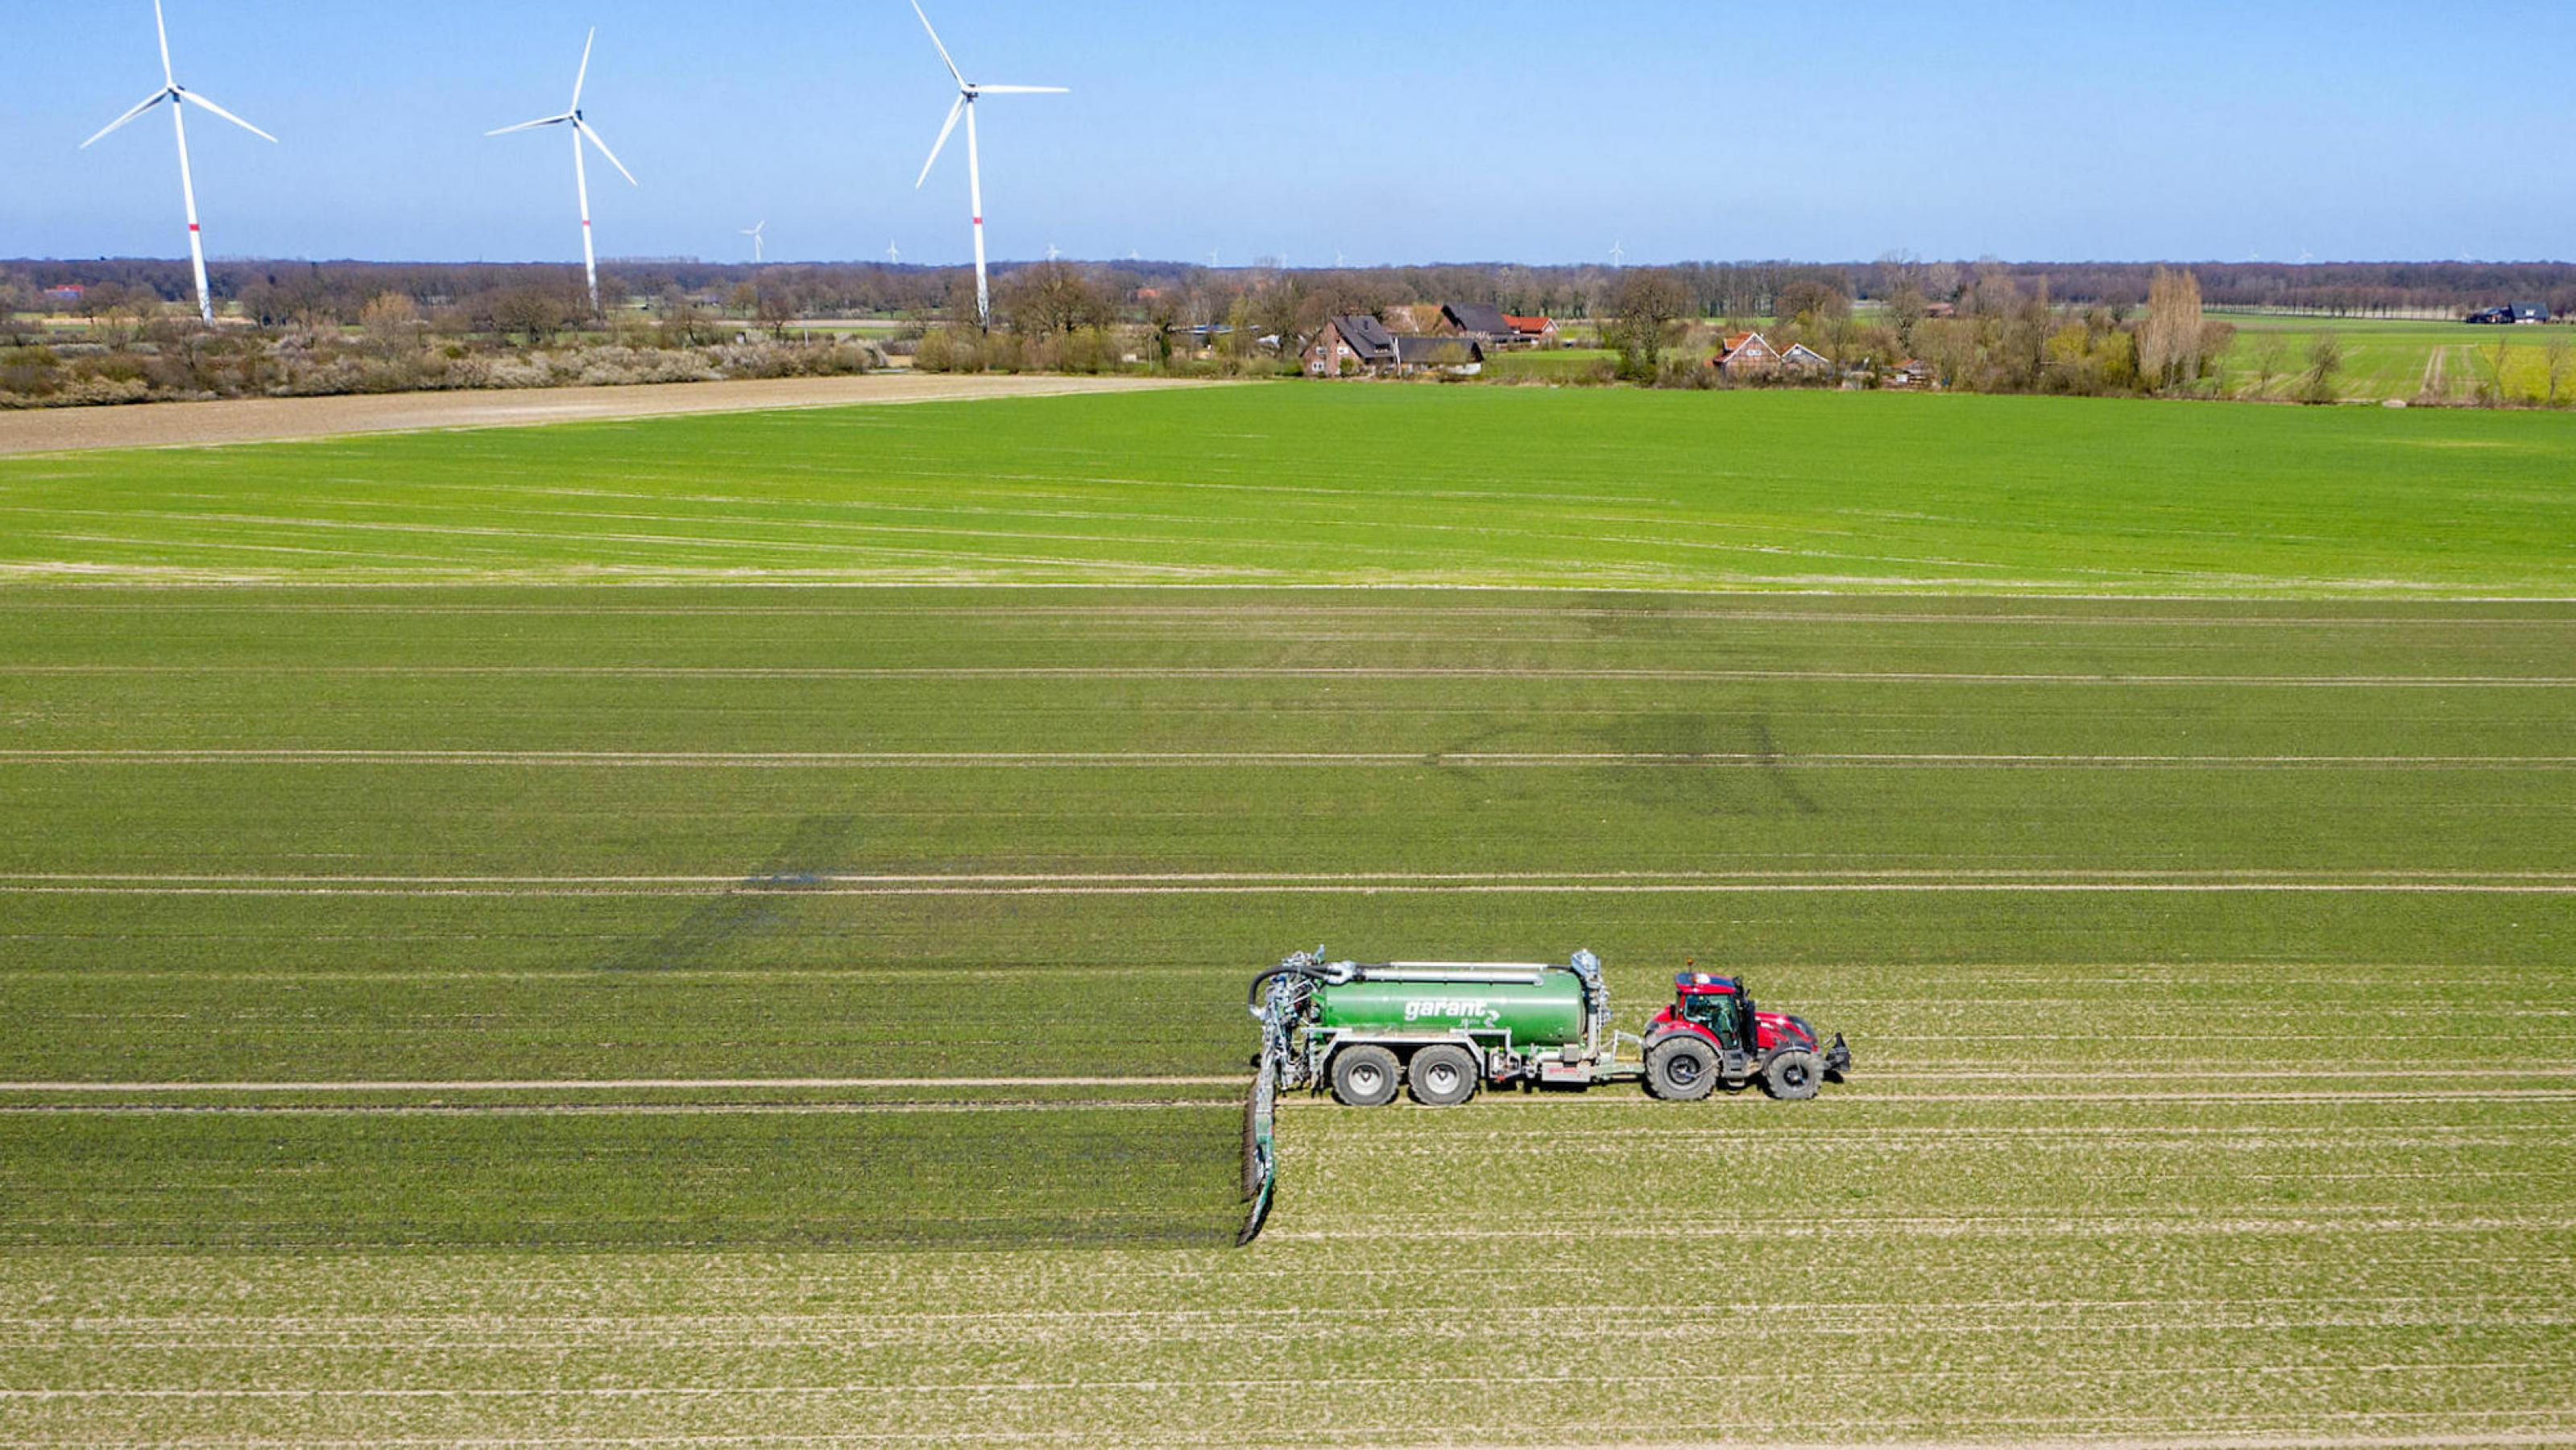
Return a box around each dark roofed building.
[1439,302,1514,342]
[2469,302,2554,325]
[1302,314,1398,375]
[1394,335,1485,374]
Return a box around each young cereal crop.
[1,387,2571,1445]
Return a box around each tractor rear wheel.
[1645,1036,1718,1102]
[1762,1049,1821,1100]
[1406,1044,1479,1107]
[1329,1046,1401,1108]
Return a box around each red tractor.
[1642,971,1851,1100]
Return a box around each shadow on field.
[1592,710,1823,818]
[597,814,860,972]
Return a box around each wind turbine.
[81,0,277,325]
[1046,241,1062,262]
[1609,240,1626,267]
[742,221,766,263]
[487,28,639,313]
[909,0,1066,328]
[886,242,902,264]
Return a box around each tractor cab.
[1661,972,1754,1056]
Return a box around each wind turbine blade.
[575,120,638,186]
[487,113,569,136]
[82,89,172,148]
[973,85,1067,93]
[914,93,964,188]
[571,27,595,109]
[909,0,966,89]
[154,0,175,86]
[178,89,279,143]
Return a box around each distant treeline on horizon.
[7,256,2570,324]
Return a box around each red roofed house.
[1711,331,1783,377]
[1504,314,1559,347]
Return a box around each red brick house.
[1301,314,1399,376]
[1712,331,1783,376]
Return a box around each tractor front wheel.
[1762,1049,1822,1100]
[1406,1044,1479,1107]
[1645,1036,1717,1102]
[1330,1046,1401,1108]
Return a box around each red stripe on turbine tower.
[188,223,201,232]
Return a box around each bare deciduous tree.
[2300,332,2345,404]
[1604,268,1692,379]
[359,292,424,359]
[2137,267,2215,394]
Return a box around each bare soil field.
[0,372,1220,456]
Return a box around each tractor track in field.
[9,664,2575,686]
[10,599,2573,626]
[8,874,2571,897]
[0,1075,1240,1093]
[0,1100,1229,1116]
[2,749,2572,770]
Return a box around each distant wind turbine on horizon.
[742,221,765,263]
[1609,240,1626,267]
[909,0,1066,328]
[887,242,902,264]
[81,0,278,325]
[487,27,638,313]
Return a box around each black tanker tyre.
[1762,1049,1822,1100]
[1329,1046,1402,1107]
[1645,1037,1718,1102]
[1406,1044,1480,1107]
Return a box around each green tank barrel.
[1312,971,1588,1048]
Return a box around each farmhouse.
[2467,302,2552,325]
[1779,342,1833,376]
[42,284,85,305]
[1302,314,1398,375]
[1438,302,1516,346]
[1505,313,1560,346]
[1711,331,1783,376]
[1393,335,1484,375]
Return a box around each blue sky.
[3,0,2566,267]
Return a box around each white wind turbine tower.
[81,0,277,325]
[487,29,639,313]
[1609,240,1626,267]
[886,242,902,264]
[742,221,766,263]
[909,0,1066,328]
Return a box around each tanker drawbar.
[1237,946,1850,1242]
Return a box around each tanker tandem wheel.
[1405,1044,1480,1107]
[1328,1045,1402,1107]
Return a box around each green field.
[2,386,2573,1445]
[2216,313,2576,404]
[5,386,2574,593]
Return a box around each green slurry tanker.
[1236,947,1850,1241]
